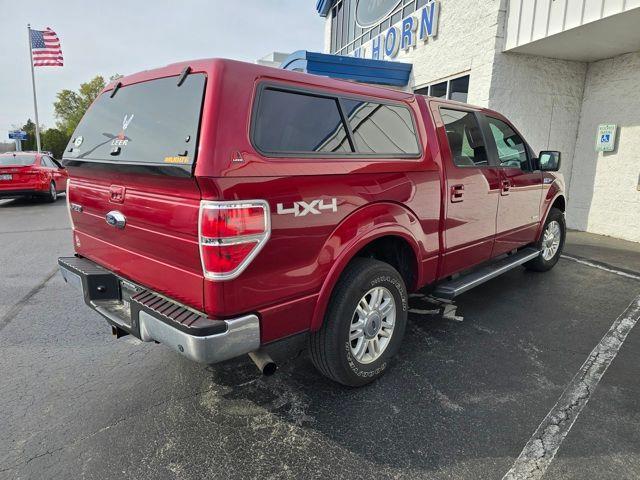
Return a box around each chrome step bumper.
[432,248,541,300]
[58,256,261,364]
[137,311,260,364]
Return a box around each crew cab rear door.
[481,114,543,256]
[64,73,206,309]
[430,102,501,277]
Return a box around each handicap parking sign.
[596,124,616,152]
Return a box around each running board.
[432,248,541,300]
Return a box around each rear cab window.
[65,74,206,173]
[251,85,421,158]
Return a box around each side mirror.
[538,151,561,171]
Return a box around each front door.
[482,115,543,256]
[434,105,501,278]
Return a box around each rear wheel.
[45,181,57,203]
[309,258,408,387]
[525,208,565,272]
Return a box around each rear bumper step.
[58,256,260,364]
[432,248,541,300]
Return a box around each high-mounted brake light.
[198,200,270,280]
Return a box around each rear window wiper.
[177,66,191,87]
[110,82,122,98]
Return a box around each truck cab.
[59,59,565,386]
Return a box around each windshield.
[65,73,206,168]
[0,154,36,166]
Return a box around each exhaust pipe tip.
[248,350,277,376]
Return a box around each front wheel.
[525,207,566,272]
[309,258,408,387]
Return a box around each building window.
[414,75,470,103]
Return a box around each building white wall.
[567,51,640,241]
[505,0,640,51]
[324,16,332,53]
[348,0,504,105]
[322,0,640,242]
[489,2,588,189]
[400,0,503,106]
[487,53,586,188]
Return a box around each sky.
[0,0,325,140]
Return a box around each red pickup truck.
[59,59,565,386]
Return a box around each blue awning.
[280,50,412,87]
[316,0,335,17]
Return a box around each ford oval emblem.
[105,210,126,229]
[355,0,402,27]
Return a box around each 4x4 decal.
[277,198,338,217]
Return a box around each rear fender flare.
[310,202,425,332]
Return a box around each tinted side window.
[440,109,488,167]
[486,117,528,169]
[341,99,420,155]
[253,89,351,154]
[42,156,55,167]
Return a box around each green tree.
[53,75,106,136]
[41,128,69,159]
[20,119,37,151]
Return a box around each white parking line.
[561,254,640,281]
[502,294,640,480]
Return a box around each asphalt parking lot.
[1,196,639,480]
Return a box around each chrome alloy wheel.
[50,182,57,201]
[349,286,396,364]
[541,220,562,260]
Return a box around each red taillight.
[201,206,266,238]
[198,201,270,280]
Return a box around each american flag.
[30,27,64,67]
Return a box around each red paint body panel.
[64,59,565,345]
[0,152,68,197]
[67,171,204,309]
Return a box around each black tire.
[309,258,408,387]
[525,208,566,272]
[45,181,57,203]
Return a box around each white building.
[256,52,291,68]
[315,0,640,242]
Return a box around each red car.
[0,151,68,202]
[58,59,565,386]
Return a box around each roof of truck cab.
[103,58,418,101]
[102,58,490,116]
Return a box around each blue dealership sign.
[8,130,27,140]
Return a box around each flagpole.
[27,24,42,153]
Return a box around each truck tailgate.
[68,170,204,309]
